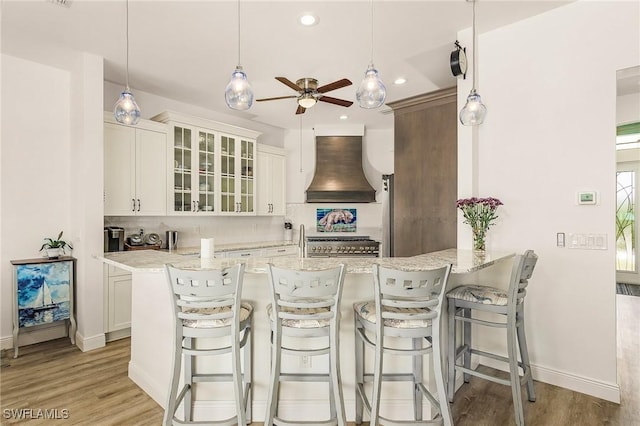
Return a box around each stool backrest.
[165,263,245,333]
[509,250,538,306]
[373,264,452,324]
[267,263,346,324]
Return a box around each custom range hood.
[306,134,376,203]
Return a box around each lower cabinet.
[221,245,298,259]
[262,245,298,257]
[103,265,132,341]
[223,248,263,259]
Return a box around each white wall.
[458,0,639,402]
[1,55,72,348]
[1,53,106,352]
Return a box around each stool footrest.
[272,417,338,426]
[362,373,417,382]
[279,372,330,382]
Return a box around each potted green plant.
[40,231,73,259]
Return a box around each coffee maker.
[104,226,125,252]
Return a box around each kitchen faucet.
[299,224,306,258]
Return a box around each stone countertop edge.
[96,248,515,275]
[167,240,298,256]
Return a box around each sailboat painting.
[17,261,71,328]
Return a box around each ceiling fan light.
[459,89,487,126]
[356,64,386,109]
[114,90,141,125]
[298,93,317,109]
[225,66,254,110]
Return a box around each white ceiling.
[1,0,574,130]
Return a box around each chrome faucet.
[299,224,306,258]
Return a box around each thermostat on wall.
[577,191,597,205]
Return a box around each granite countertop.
[98,248,514,275]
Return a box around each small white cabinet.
[103,265,132,341]
[152,111,260,216]
[262,245,298,257]
[104,114,167,216]
[257,145,286,216]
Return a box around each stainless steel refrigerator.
[381,174,394,257]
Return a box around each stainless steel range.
[306,236,380,257]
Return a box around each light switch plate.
[568,233,607,250]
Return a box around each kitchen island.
[98,248,514,422]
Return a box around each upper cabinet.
[257,144,286,216]
[152,111,260,216]
[104,114,167,216]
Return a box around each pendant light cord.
[471,0,477,91]
[369,0,374,64]
[237,0,241,66]
[125,0,130,91]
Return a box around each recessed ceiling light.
[299,13,318,26]
[394,77,407,85]
[339,115,348,120]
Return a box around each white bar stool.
[446,250,538,426]
[264,263,347,426]
[164,263,253,426]
[353,264,453,426]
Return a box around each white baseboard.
[1,323,68,352]
[1,336,14,351]
[477,355,621,403]
[75,331,106,352]
[105,328,131,342]
[129,360,167,408]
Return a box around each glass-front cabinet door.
[172,126,192,213]
[167,119,257,216]
[239,138,255,213]
[219,135,256,215]
[198,130,216,213]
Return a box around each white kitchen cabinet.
[104,114,167,216]
[152,111,260,216]
[103,265,132,341]
[262,245,298,257]
[224,248,263,258]
[257,145,286,216]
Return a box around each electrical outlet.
[300,355,311,368]
[193,225,200,234]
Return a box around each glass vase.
[472,228,486,251]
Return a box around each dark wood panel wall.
[387,87,457,257]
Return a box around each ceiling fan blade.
[317,78,352,93]
[256,95,298,102]
[318,96,354,107]
[276,77,303,92]
[296,105,306,115]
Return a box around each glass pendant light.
[460,0,487,126]
[225,0,253,110]
[357,0,386,109]
[114,0,140,125]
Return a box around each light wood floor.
[1,295,637,425]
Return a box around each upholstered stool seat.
[354,264,453,426]
[164,264,253,426]
[447,250,538,426]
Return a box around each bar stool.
[264,263,347,426]
[164,263,253,426]
[353,264,453,426]
[446,250,538,426]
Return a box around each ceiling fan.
[256,77,354,114]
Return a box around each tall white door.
[616,159,639,284]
